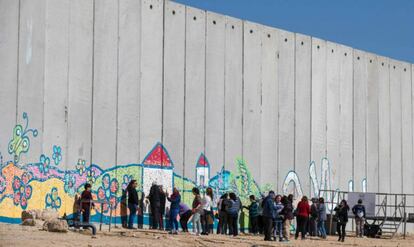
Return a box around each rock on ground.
[43,219,68,233]
[21,219,36,226]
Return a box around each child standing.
[273,195,284,242]
[80,183,94,224]
[192,187,202,236]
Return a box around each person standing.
[317,197,327,239]
[167,188,181,234]
[148,182,161,229]
[227,192,241,237]
[262,191,277,241]
[243,195,259,235]
[281,195,293,241]
[295,196,310,240]
[127,180,139,229]
[80,183,94,225]
[179,202,192,232]
[352,199,366,238]
[201,188,214,235]
[309,198,319,237]
[192,187,202,236]
[273,195,284,242]
[217,193,229,234]
[159,185,166,230]
[334,199,350,242]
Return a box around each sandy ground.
[1,222,414,247]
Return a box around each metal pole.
[403,195,407,239]
[100,202,103,231]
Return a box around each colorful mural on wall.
[0,113,366,224]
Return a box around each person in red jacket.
[295,196,310,240]
[80,183,95,224]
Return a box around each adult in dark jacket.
[80,183,94,225]
[148,182,161,229]
[295,196,310,240]
[159,185,166,230]
[352,199,366,238]
[227,192,242,236]
[317,197,327,239]
[334,199,350,242]
[281,195,294,241]
[167,187,181,234]
[127,180,139,229]
[243,195,259,234]
[217,193,229,234]
[262,191,277,241]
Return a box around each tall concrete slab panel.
[378,57,391,194]
[0,0,19,161]
[277,30,295,192]
[338,45,354,191]
[92,0,118,168]
[224,17,243,173]
[326,42,340,191]
[205,12,225,176]
[401,62,412,195]
[43,0,69,167]
[117,0,141,165]
[353,50,367,192]
[67,0,93,169]
[243,21,262,183]
[184,7,205,180]
[17,0,46,164]
[366,54,379,192]
[163,1,185,175]
[260,26,278,189]
[294,34,312,196]
[140,0,164,159]
[311,38,327,191]
[389,60,402,194]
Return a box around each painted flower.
[12,172,33,209]
[121,175,133,191]
[76,159,86,175]
[38,154,50,175]
[45,187,61,210]
[0,174,6,195]
[87,169,96,184]
[97,174,119,213]
[52,145,62,165]
[64,173,76,196]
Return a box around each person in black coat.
[148,182,161,229]
[127,180,139,229]
[334,199,350,242]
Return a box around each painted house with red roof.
[195,153,210,187]
[141,142,174,196]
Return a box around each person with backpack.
[334,199,350,242]
[317,197,327,239]
[243,195,259,234]
[262,191,277,241]
[281,195,294,241]
[273,195,284,242]
[295,196,310,240]
[227,192,242,236]
[352,199,366,238]
[309,198,319,236]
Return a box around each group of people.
[78,181,366,242]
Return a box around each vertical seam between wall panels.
[388,63,391,193]
[259,26,263,186]
[293,34,297,173]
[114,0,120,224]
[377,60,380,193]
[400,65,404,193]
[241,21,244,161]
[309,39,313,196]
[203,11,207,161]
[182,6,187,188]
[90,0,96,167]
[42,0,47,157]
[65,0,71,215]
[365,59,368,191]
[137,0,142,162]
[351,50,355,191]
[15,0,21,125]
[223,19,226,171]
[161,0,166,149]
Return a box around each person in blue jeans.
[317,197,327,239]
[273,195,284,242]
[127,180,139,229]
[167,187,181,234]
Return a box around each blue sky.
[174,0,414,64]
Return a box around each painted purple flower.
[12,172,33,209]
[97,174,119,213]
[121,175,133,191]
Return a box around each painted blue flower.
[87,168,96,184]
[38,154,50,175]
[52,145,62,165]
[121,175,133,191]
[97,174,119,213]
[45,187,61,210]
[64,173,76,196]
[76,159,86,175]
